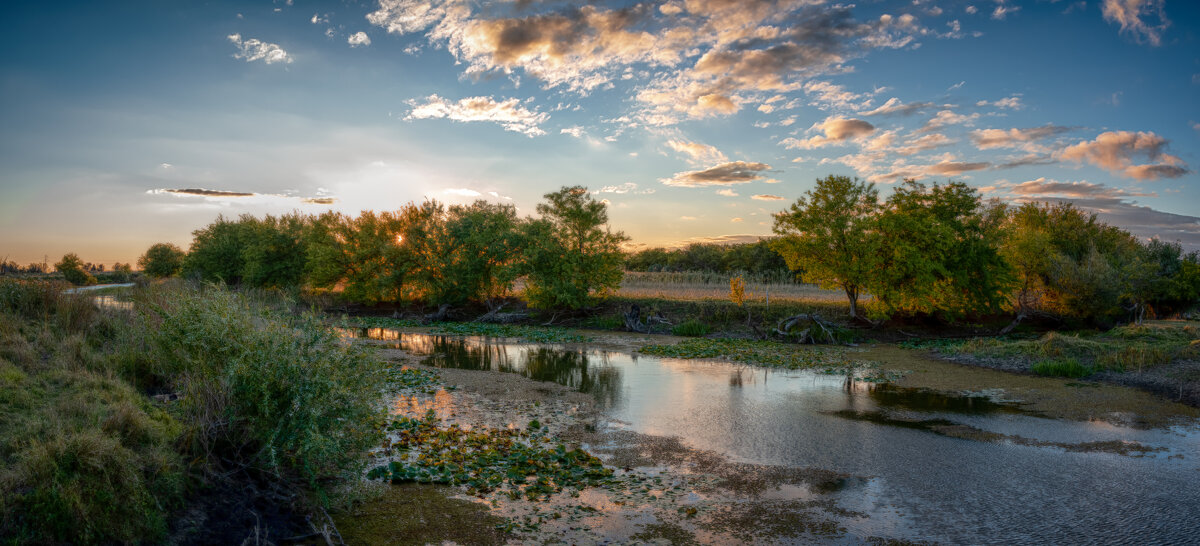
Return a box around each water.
[357,330,1200,544]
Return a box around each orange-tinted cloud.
[663,161,771,187]
[1057,130,1188,180]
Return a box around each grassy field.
[615,271,847,304]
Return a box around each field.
[614,271,848,304]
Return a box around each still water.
[358,329,1200,544]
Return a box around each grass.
[1031,358,1094,378]
[0,278,390,544]
[616,271,846,304]
[931,322,1200,374]
[671,318,710,337]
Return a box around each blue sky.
[2,0,1198,264]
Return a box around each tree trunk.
[846,288,859,319]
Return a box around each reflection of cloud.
[662,161,771,187]
[227,34,292,64]
[1102,0,1170,46]
[406,94,549,137]
[1057,131,1188,180]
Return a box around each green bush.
[134,284,387,486]
[138,243,185,278]
[54,253,96,286]
[671,319,710,337]
[1031,358,1093,378]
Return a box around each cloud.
[595,183,654,195]
[782,117,875,149]
[1102,0,1170,46]
[926,161,990,175]
[803,81,870,110]
[970,124,1074,152]
[348,32,372,47]
[1010,177,1154,199]
[1057,131,1188,180]
[443,188,482,197]
[311,13,328,24]
[716,189,738,197]
[406,94,549,137]
[148,188,335,205]
[751,194,784,201]
[666,139,727,164]
[662,161,771,187]
[731,217,744,222]
[227,34,292,64]
[975,95,1023,110]
[991,4,1019,20]
[860,97,934,116]
[894,132,953,155]
[919,109,978,132]
[155,188,254,198]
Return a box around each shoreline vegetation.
[3,181,1199,543]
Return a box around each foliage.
[420,201,524,306]
[137,242,185,278]
[671,318,710,337]
[54,252,96,286]
[367,411,613,501]
[183,214,255,284]
[520,186,629,310]
[870,181,1014,318]
[306,209,415,303]
[729,274,747,307]
[954,323,1199,372]
[132,284,387,487]
[626,239,792,278]
[771,175,879,319]
[0,279,183,544]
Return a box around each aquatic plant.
[640,338,871,371]
[368,411,613,501]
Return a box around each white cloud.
[406,94,549,137]
[227,34,292,64]
[666,139,727,165]
[782,117,875,149]
[348,32,372,47]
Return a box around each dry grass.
[615,271,846,303]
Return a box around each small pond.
[353,329,1200,544]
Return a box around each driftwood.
[475,303,530,324]
[775,313,839,344]
[623,304,672,333]
[423,304,450,323]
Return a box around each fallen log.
[775,313,839,344]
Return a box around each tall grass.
[0,278,388,544]
[959,323,1200,373]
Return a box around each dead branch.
[775,313,839,344]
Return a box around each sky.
[1,0,1198,265]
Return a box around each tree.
[871,180,1013,317]
[55,253,96,286]
[771,175,879,319]
[521,186,629,309]
[306,210,416,304]
[241,213,309,288]
[183,215,255,284]
[427,201,524,306]
[138,243,185,278]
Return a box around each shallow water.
[359,329,1200,544]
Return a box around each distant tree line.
[142,186,627,310]
[773,175,1200,325]
[624,240,793,279]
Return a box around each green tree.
[871,180,1013,317]
[426,201,524,306]
[241,213,309,288]
[771,175,880,319]
[306,210,416,304]
[183,215,255,284]
[138,243,185,278]
[521,186,628,309]
[55,253,96,286]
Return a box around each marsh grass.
[1,278,389,544]
[1031,358,1094,378]
[956,322,1199,373]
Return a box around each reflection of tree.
[418,336,624,409]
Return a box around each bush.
[672,319,710,337]
[134,284,387,486]
[138,243,185,278]
[54,253,96,286]
[1031,358,1093,378]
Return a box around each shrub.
[138,243,185,278]
[54,253,96,286]
[1031,358,1093,378]
[134,284,387,486]
[672,319,710,337]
